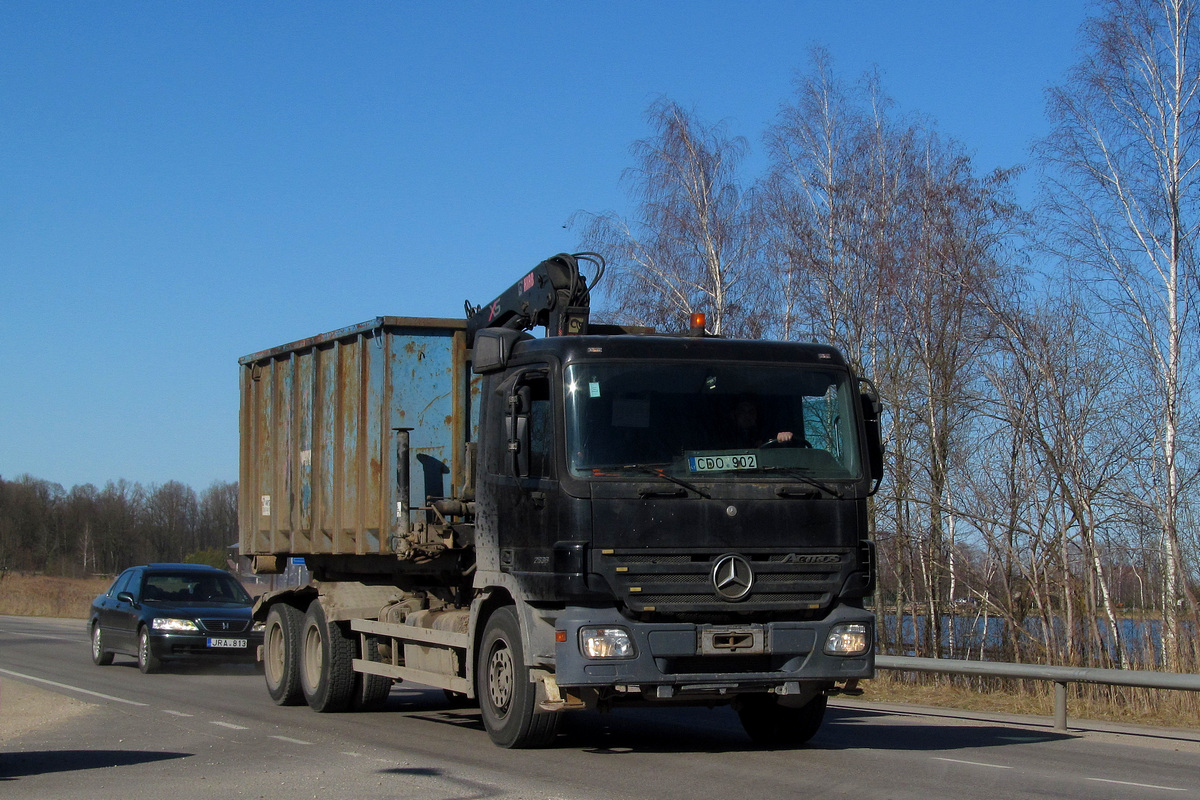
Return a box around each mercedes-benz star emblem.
[711,554,754,601]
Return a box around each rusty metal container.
[238,317,470,562]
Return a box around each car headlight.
[252,621,265,632]
[824,623,870,656]
[579,626,636,659]
[152,617,199,632]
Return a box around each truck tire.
[264,604,304,706]
[137,626,161,674]
[90,622,114,666]
[476,606,559,748]
[352,635,392,711]
[737,692,827,747]
[300,602,355,712]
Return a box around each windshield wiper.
[759,467,844,498]
[621,463,712,499]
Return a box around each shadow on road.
[815,707,1071,750]
[356,685,1076,755]
[0,749,191,780]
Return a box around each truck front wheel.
[264,604,304,706]
[299,602,355,712]
[476,606,559,748]
[737,692,827,747]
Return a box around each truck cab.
[470,327,881,745]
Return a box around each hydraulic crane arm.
[464,252,604,345]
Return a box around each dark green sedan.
[89,563,263,673]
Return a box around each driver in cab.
[729,398,794,449]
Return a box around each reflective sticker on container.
[300,449,312,467]
[396,501,405,521]
[261,495,271,516]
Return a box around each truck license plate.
[207,638,247,648]
[689,453,757,472]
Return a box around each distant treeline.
[0,474,237,577]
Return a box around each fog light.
[579,626,636,659]
[824,623,870,656]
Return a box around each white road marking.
[0,629,74,641]
[0,667,148,706]
[1086,778,1187,792]
[210,721,249,730]
[164,710,194,717]
[271,736,313,745]
[931,757,1013,770]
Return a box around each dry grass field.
[0,573,1194,730]
[0,572,112,619]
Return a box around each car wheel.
[90,622,113,666]
[476,605,558,748]
[736,692,827,747]
[137,627,161,674]
[299,602,355,712]
[264,604,304,706]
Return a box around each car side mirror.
[117,591,137,605]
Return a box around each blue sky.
[0,1,1091,491]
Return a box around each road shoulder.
[0,677,97,744]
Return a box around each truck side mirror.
[473,329,526,374]
[859,379,884,485]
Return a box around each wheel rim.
[266,621,285,685]
[92,626,102,659]
[139,631,149,666]
[302,625,323,691]
[486,639,514,717]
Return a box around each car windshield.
[141,572,252,605]
[565,362,862,481]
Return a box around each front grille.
[597,548,850,615]
[198,618,249,634]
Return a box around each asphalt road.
[2,615,1199,800]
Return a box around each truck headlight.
[579,626,636,659]
[152,617,199,632]
[824,623,870,656]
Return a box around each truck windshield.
[565,363,862,481]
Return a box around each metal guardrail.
[876,655,1200,731]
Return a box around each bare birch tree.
[760,51,1023,656]
[574,98,763,336]
[1039,0,1200,668]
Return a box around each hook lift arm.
[464,252,605,346]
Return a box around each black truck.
[240,253,883,748]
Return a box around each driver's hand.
[776,431,794,442]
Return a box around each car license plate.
[688,453,757,472]
[207,637,247,648]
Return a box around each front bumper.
[554,605,873,695]
[147,630,263,662]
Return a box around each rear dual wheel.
[299,602,356,712]
[264,604,304,705]
[266,601,390,712]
